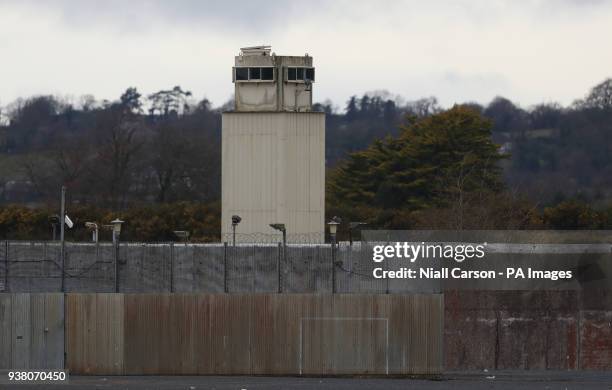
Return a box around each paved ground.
[3,371,612,390]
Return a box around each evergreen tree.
[328,105,506,219]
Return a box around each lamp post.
[327,217,341,293]
[270,223,286,293]
[111,219,124,244]
[231,215,242,246]
[85,222,99,243]
[110,219,124,293]
[59,186,66,292]
[49,215,60,241]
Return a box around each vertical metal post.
[277,242,282,293]
[114,232,119,293]
[223,242,228,293]
[4,241,8,292]
[331,241,337,293]
[60,185,66,293]
[169,243,174,293]
[232,225,236,247]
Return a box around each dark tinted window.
[305,68,315,81]
[261,67,274,80]
[288,67,297,80]
[235,67,248,81]
[296,67,304,80]
[249,67,261,79]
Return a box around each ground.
[2,371,612,390]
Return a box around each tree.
[148,86,192,118]
[328,106,507,226]
[90,89,146,208]
[583,78,612,110]
[483,96,527,134]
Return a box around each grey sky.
[1,0,611,110]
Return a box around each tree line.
[0,79,611,240]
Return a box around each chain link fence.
[0,240,398,294]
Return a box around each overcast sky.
[1,0,611,110]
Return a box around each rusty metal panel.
[124,294,200,374]
[66,294,124,374]
[68,293,443,375]
[207,294,253,374]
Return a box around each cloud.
[1,0,612,109]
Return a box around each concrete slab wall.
[444,290,612,370]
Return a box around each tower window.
[305,68,315,81]
[287,67,297,81]
[235,67,248,81]
[286,67,315,82]
[261,67,274,80]
[249,67,261,80]
[234,67,275,82]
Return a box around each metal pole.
[114,232,119,293]
[223,242,228,293]
[277,242,282,293]
[282,230,286,293]
[331,235,337,293]
[60,185,66,293]
[4,241,8,292]
[169,243,174,293]
[232,225,236,247]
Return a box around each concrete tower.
[221,46,325,242]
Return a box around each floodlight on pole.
[327,216,341,244]
[270,223,287,293]
[110,218,124,293]
[85,222,99,243]
[48,214,60,241]
[327,216,341,294]
[231,215,241,246]
[110,219,124,244]
[270,223,286,244]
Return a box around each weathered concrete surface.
[444,290,612,370]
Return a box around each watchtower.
[221,46,325,242]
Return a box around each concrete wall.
[222,112,325,243]
[445,290,612,371]
[234,54,313,112]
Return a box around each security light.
[327,219,340,236]
[269,223,286,232]
[110,219,124,235]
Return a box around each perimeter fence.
[0,240,394,293]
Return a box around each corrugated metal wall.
[65,294,124,374]
[0,293,64,369]
[66,293,443,375]
[221,112,325,243]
